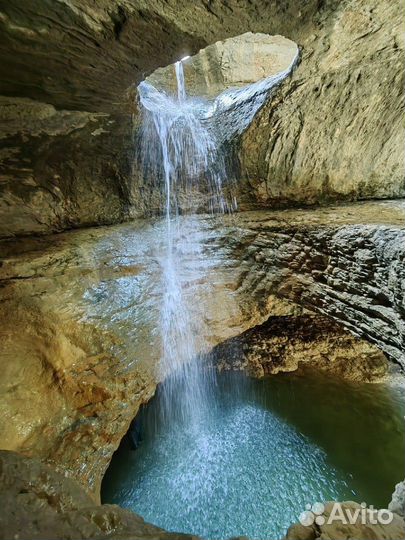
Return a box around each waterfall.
[138,60,229,427]
[138,52,298,429]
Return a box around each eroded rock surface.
[232,203,405,366]
[0,201,403,499]
[0,215,272,495]
[238,0,405,207]
[0,0,322,113]
[213,314,389,380]
[0,96,135,238]
[147,33,298,99]
[0,450,200,540]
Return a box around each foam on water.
[102,371,405,539]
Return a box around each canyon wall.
[0,1,404,538]
[238,0,405,208]
[233,205,405,366]
[0,98,135,237]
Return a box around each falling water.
[138,60,229,426]
[137,53,298,426]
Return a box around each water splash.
[138,61,229,215]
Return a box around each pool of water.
[101,369,405,539]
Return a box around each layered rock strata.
[1,0,404,236]
[232,203,405,366]
[212,314,389,380]
[0,201,403,500]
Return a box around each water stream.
[138,60,230,426]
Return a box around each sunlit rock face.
[135,33,299,214]
[144,32,299,145]
[237,0,405,208]
[146,33,298,99]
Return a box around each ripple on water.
[102,371,405,540]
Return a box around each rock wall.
[232,203,405,367]
[0,97,136,237]
[238,0,405,207]
[147,33,298,99]
[0,213,274,495]
[212,314,389,380]
[0,200,403,499]
[0,0,321,112]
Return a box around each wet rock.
[389,480,405,519]
[0,201,403,499]
[232,202,405,367]
[0,450,199,540]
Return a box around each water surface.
[102,369,405,539]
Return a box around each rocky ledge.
[212,313,389,380]
[231,201,405,367]
[0,200,403,503]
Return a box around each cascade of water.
[138,60,228,427]
[175,60,187,103]
[138,52,298,429]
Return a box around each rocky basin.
[1,200,404,506]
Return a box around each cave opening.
[1,4,405,538]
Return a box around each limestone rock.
[0,96,135,238]
[212,314,389,381]
[0,0,404,236]
[147,33,298,99]
[238,0,405,208]
[0,200,403,498]
[231,202,405,367]
[0,1,321,113]
[0,450,199,540]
